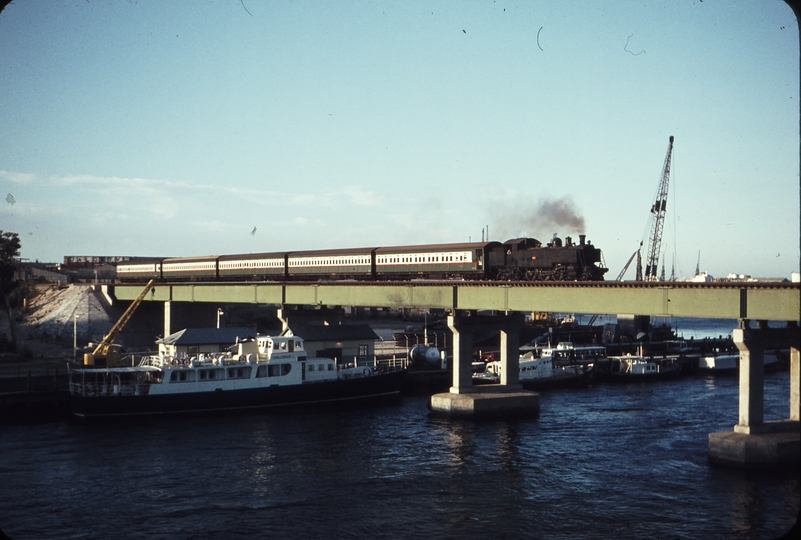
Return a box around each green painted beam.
[111,281,801,321]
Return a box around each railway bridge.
[111,279,800,468]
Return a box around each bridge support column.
[430,311,537,419]
[708,322,800,468]
[164,301,172,340]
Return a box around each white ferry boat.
[473,349,594,390]
[68,334,405,418]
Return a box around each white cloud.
[339,186,386,207]
[0,170,38,185]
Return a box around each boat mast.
[644,136,674,281]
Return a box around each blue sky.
[1,0,798,279]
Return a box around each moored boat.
[697,350,782,375]
[473,349,594,390]
[67,333,405,418]
[594,353,682,382]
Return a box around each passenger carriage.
[161,256,219,280]
[286,247,376,280]
[218,252,287,280]
[374,242,498,279]
[116,258,163,282]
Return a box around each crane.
[617,244,642,281]
[83,279,155,367]
[644,136,674,281]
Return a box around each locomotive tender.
[117,235,607,283]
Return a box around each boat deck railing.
[139,353,262,369]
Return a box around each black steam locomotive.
[117,235,607,283]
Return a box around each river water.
[0,366,798,539]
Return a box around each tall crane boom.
[644,135,674,281]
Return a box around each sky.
[0,0,798,280]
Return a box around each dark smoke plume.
[492,196,586,240]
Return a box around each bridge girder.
[110,281,801,322]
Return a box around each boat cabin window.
[227,367,251,379]
[260,364,292,377]
[198,369,223,381]
[170,370,192,382]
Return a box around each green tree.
[0,231,22,351]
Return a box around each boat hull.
[473,370,594,390]
[594,358,682,383]
[696,352,783,375]
[520,370,594,390]
[596,367,681,383]
[69,370,406,418]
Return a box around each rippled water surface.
[1,371,798,539]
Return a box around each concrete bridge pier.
[708,321,800,468]
[430,311,539,419]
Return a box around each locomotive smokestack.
[579,234,586,245]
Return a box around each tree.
[0,231,21,351]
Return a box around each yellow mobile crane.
[83,279,155,367]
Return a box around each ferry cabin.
[538,342,607,365]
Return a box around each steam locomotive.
[117,235,607,283]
